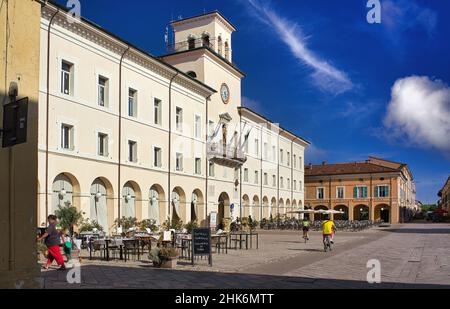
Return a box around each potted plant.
[78,219,104,233]
[37,241,48,261]
[149,247,179,269]
[113,216,138,233]
[184,220,198,234]
[138,219,159,233]
[55,204,84,236]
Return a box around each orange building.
[438,176,450,213]
[304,157,416,224]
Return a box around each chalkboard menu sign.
[192,228,212,266]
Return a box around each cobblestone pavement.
[40,223,450,289]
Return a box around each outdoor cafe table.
[229,232,259,250]
[89,238,137,261]
[212,234,228,254]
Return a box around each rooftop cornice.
[42,3,216,98]
[171,11,237,33]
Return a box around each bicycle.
[323,235,332,252]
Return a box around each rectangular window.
[293,155,297,168]
[244,168,249,182]
[176,107,183,132]
[280,177,284,188]
[272,146,276,161]
[317,187,324,199]
[287,178,291,189]
[299,156,303,169]
[176,153,183,171]
[255,139,259,156]
[153,147,162,167]
[376,185,390,198]
[128,88,137,117]
[154,98,162,125]
[128,140,137,163]
[264,142,268,160]
[255,171,259,184]
[354,186,368,199]
[61,124,74,150]
[272,175,276,187]
[264,173,268,185]
[195,115,202,139]
[294,180,297,191]
[98,133,108,157]
[98,76,109,107]
[299,181,303,192]
[209,162,215,177]
[280,149,284,164]
[337,187,345,199]
[287,152,290,166]
[61,60,73,95]
[195,158,201,175]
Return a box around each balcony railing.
[207,142,247,168]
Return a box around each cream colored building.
[37,4,309,233]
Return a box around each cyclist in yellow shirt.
[322,215,336,249]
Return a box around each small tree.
[55,205,83,236]
[78,219,104,233]
[114,216,138,231]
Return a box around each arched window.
[186,71,197,79]
[224,41,230,60]
[218,36,223,55]
[188,37,196,50]
[202,34,210,48]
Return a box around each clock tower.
[161,11,245,131]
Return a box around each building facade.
[0,0,41,288]
[438,176,450,212]
[37,4,309,233]
[304,157,417,223]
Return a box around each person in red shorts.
[37,215,66,270]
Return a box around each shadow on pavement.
[40,264,450,289]
[379,228,450,234]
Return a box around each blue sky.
[55,0,450,203]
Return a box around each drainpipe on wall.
[239,113,243,218]
[277,130,280,216]
[45,7,60,219]
[117,45,130,223]
[167,71,179,221]
[260,123,263,220]
[205,93,212,226]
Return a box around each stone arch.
[51,172,81,215]
[122,181,142,220]
[218,192,230,227]
[333,205,349,221]
[171,187,186,224]
[314,205,328,221]
[252,195,260,221]
[354,204,369,221]
[375,204,390,223]
[279,198,285,215]
[243,194,250,217]
[90,177,114,233]
[191,189,204,224]
[149,184,165,225]
[270,197,277,217]
[262,196,269,219]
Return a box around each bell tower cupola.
[169,11,236,62]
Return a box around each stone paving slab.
[39,223,450,289]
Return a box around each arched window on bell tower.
[202,33,210,48]
[218,36,223,56]
[188,36,196,50]
[224,41,230,60]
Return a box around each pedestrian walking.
[37,215,66,270]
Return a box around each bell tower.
[169,11,235,62]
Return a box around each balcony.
[207,142,247,169]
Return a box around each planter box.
[160,259,177,269]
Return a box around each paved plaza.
[40,223,450,289]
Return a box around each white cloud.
[305,143,328,164]
[241,96,264,114]
[245,0,353,95]
[383,76,450,154]
[383,0,437,37]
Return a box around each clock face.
[220,83,230,104]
